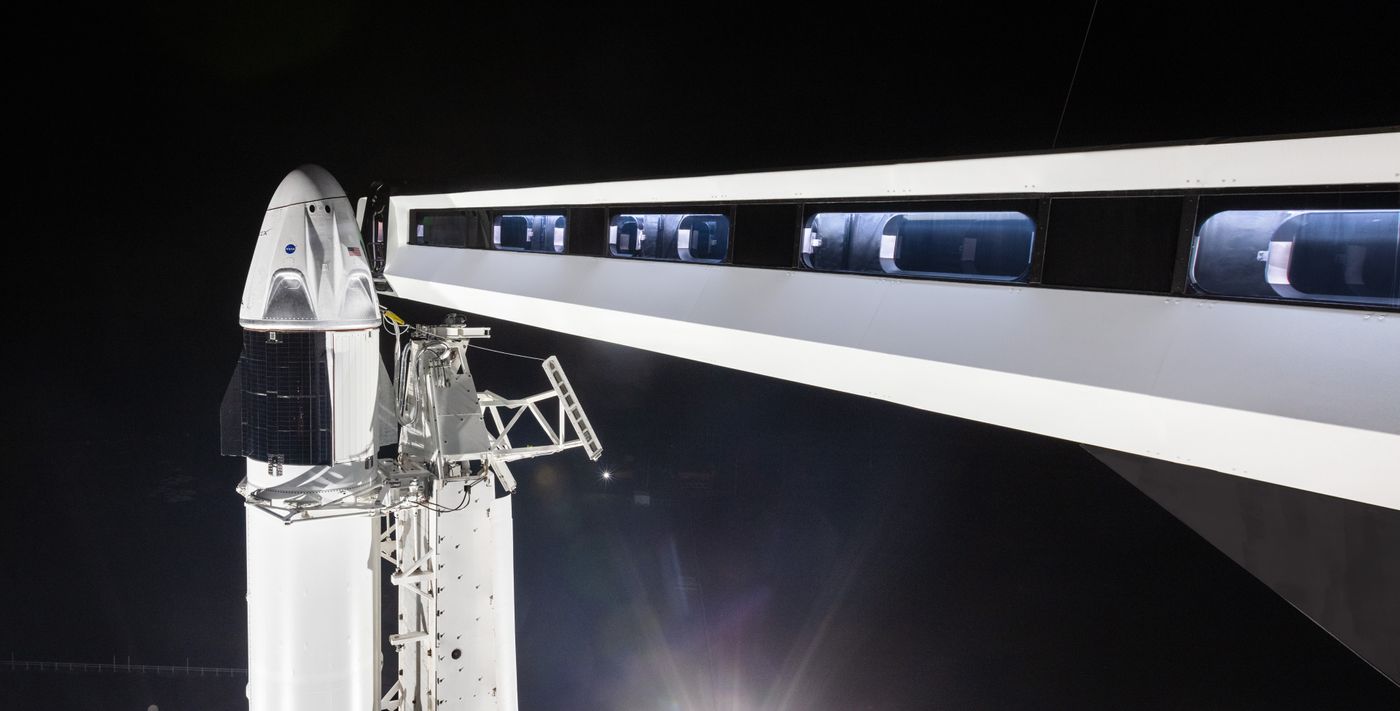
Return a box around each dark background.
[4,2,1399,709]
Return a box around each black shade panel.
[1042,196,1183,292]
[734,203,799,268]
[567,207,607,256]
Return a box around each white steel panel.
[328,328,381,463]
[434,477,513,710]
[388,247,1400,432]
[246,508,379,710]
[388,133,1398,211]
[491,491,518,711]
[385,248,1400,511]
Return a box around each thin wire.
[1052,0,1099,149]
[466,342,546,362]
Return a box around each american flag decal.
[348,246,362,256]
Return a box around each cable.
[383,310,410,368]
[465,342,546,362]
[415,475,474,513]
[1052,0,1099,149]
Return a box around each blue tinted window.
[493,214,566,253]
[1191,210,1399,307]
[802,211,1035,281]
[609,214,730,263]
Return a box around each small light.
[601,471,612,480]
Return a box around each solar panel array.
[239,330,332,465]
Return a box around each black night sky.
[5,3,1399,709]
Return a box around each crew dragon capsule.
[221,165,388,709]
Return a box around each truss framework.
[238,318,601,711]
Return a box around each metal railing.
[2,657,246,677]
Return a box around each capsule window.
[1191,209,1399,307]
[493,214,566,253]
[801,211,1035,281]
[608,213,731,263]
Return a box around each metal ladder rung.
[543,356,603,460]
[389,631,431,646]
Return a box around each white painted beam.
[385,247,1400,511]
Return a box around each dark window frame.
[798,197,1041,284]
[1186,186,1400,310]
[486,208,572,255]
[400,183,1399,313]
[407,208,486,249]
[604,204,738,265]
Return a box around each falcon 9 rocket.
[230,165,383,709]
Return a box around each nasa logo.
[285,244,296,254]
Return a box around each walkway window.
[802,211,1035,281]
[409,209,483,248]
[1191,210,1399,307]
[493,214,566,253]
[609,213,730,263]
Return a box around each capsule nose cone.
[240,165,378,330]
[268,164,347,210]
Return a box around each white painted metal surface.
[330,329,384,462]
[435,477,504,709]
[245,508,380,709]
[490,492,518,711]
[242,165,379,331]
[388,132,1399,211]
[381,133,1400,511]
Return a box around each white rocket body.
[236,166,382,710]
